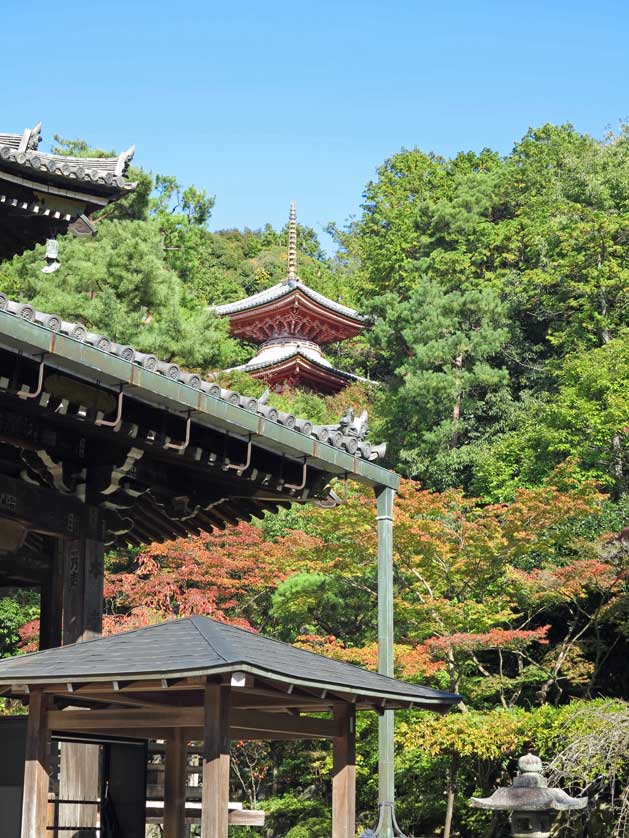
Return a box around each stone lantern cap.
[470,754,588,813]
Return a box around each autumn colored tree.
[104,523,288,633]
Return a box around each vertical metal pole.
[376,485,396,838]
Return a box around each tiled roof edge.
[0,293,385,462]
[212,279,366,322]
[228,348,372,384]
[0,123,136,191]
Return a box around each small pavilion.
[0,616,459,838]
[213,203,367,394]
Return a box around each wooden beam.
[0,471,107,540]
[42,676,206,694]
[48,707,339,738]
[164,729,188,838]
[49,707,201,730]
[20,689,50,838]
[201,682,231,838]
[332,704,356,838]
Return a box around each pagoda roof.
[213,203,366,347]
[214,279,364,323]
[213,279,366,345]
[228,347,369,394]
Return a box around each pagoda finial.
[287,201,298,283]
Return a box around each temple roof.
[0,615,460,710]
[0,122,137,261]
[214,279,365,323]
[213,279,366,345]
[0,287,394,562]
[0,122,136,195]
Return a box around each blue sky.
[4,1,629,247]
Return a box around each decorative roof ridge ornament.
[285,200,299,286]
[19,121,43,153]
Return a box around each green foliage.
[0,220,236,369]
[471,335,629,500]
[0,592,39,658]
[368,277,510,488]
[340,123,629,491]
[4,123,629,838]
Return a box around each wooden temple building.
[213,203,368,394]
[0,124,456,837]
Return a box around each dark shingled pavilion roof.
[0,616,459,710]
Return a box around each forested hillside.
[1,124,628,837]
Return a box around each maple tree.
[103,522,288,633]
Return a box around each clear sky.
[4,0,629,247]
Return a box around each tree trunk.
[450,354,463,449]
[443,755,459,838]
[611,432,624,499]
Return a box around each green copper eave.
[0,313,400,491]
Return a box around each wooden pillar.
[39,538,63,651]
[164,730,188,838]
[332,704,356,838]
[201,682,231,838]
[20,689,50,838]
[59,535,104,836]
[62,536,104,645]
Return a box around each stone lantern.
[470,753,587,838]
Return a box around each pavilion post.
[332,703,356,838]
[164,729,188,838]
[20,688,50,838]
[201,682,231,838]
[376,485,396,838]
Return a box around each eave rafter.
[0,353,335,550]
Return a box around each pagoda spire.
[287,201,298,283]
